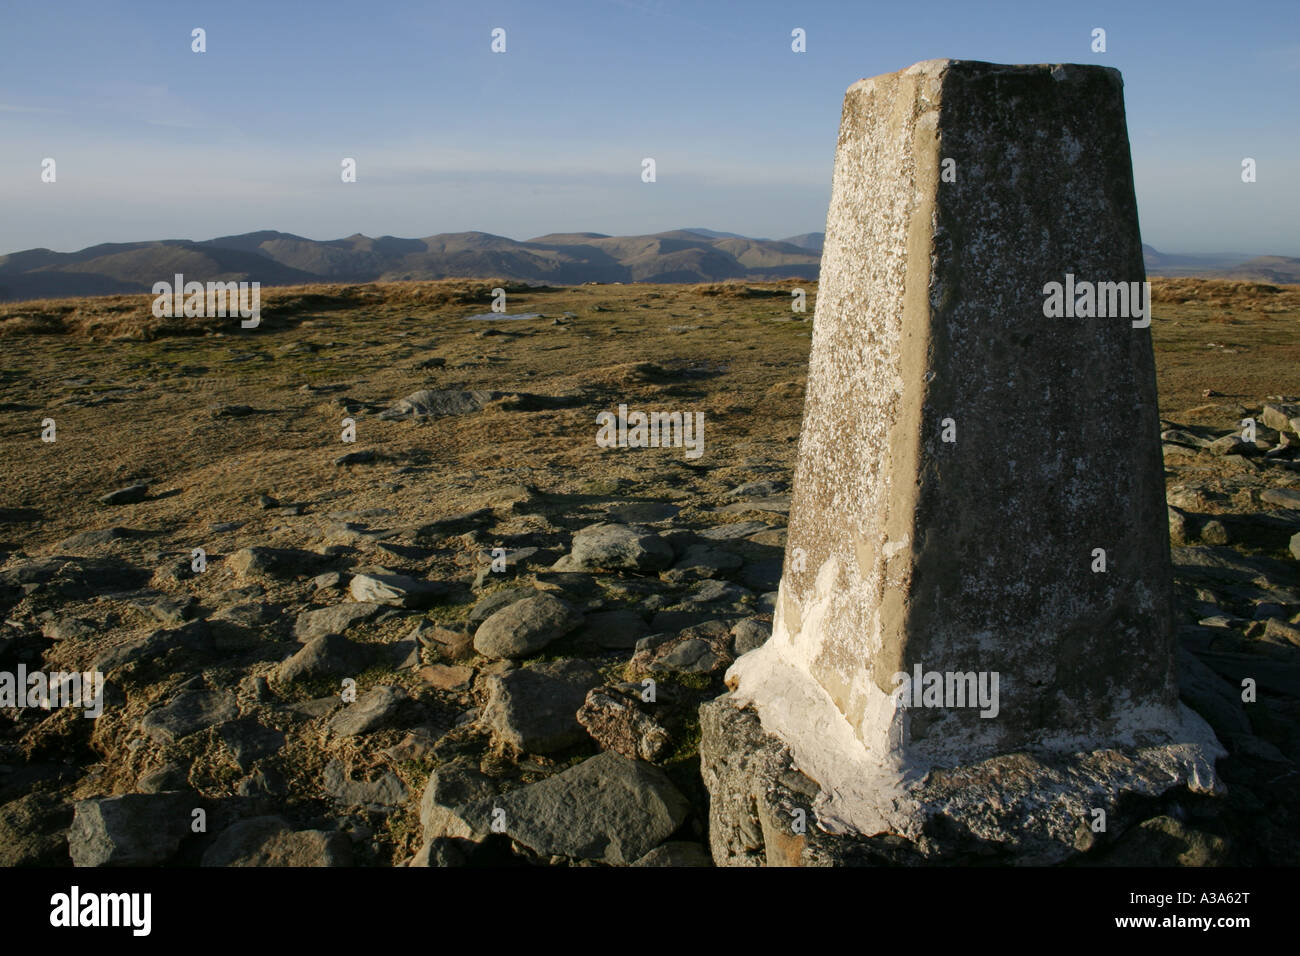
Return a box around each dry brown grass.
[1150,277,1300,310]
[688,279,801,298]
[0,275,1295,559]
[0,279,552,341]
[1146,279,1300,411]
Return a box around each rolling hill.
[0,228,823,303]
[2,231,1292,303]
[1142,244,1300,283]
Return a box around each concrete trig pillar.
[705,60,1224,864]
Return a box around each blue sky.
[1,0,1296,255]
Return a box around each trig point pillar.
[703,60,1224,865]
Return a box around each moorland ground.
[0,277,1297,866]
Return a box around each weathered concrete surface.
[722,59,1224,847]
[701,695,1224,865]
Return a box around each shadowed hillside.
[0,230,823,303]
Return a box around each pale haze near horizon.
[1,0,1296,257]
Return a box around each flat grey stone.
[409,837,467,867]
[54,527,140,551]
[201,816,353,866]
[41,616,97,641]
[133,593,196,625]
[740,558,782,592]
[606,502,681,524]
[68,793,193,866]
[211,404,256,418]
[1208,434,1249,456]
[714,496,790,514]
[328,684,407,737]
[494,751,690,865]
[689,579,752,605]
[0,555,148,599]
[0,793,73,866]
[725,480,787,499]
[136,762,190,793]
[1097,815,1231,866]
[631,620,734,675]
[464,312,542,322]
[322,760,408,806]
[1173,546,1295,587]
[469,587,534,623]
[227,546,321,580]
[410,509,493,541]
[286,696,340,719]
[92,622,209,673]
[1176,647,1251,738]
[481,659,602,753]
[292,602,383,641]
[473,593,583,659]
[1261,487,1300,509]
[349,571,446,608]
[335,449,376,466]
[698,521,770,540]
[554,523,674,573]
[659,638,725,673]
[139,690,238,744]
[1160,429,1210,449]
[211,601,277,629]
[276,633,372,683]
[1261,403,1300,435]
[313,571,343,590]
[731,617,772,656]
[217,720,285,771]
[420,758,497,842]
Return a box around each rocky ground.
[0,277,1297,866]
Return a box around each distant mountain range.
[0,229,822,302]
[1139,245,1300,283]
[0,229,1293,302]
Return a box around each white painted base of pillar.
[725,579,1226,843]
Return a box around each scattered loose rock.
[577,686,671,761]
[277,634,372,683]
[481,659,602,753]
[139,690,239,744]
[349,570,446,608]
[68,793,193,867]
[472,593,584,659]
[492,752,690,865]
[553,523,674,573]
[293,602,384,641]
[328,684,408,737]
[98,483,148,506]
[201,816,353,866]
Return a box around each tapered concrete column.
[714,60,1223,856]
